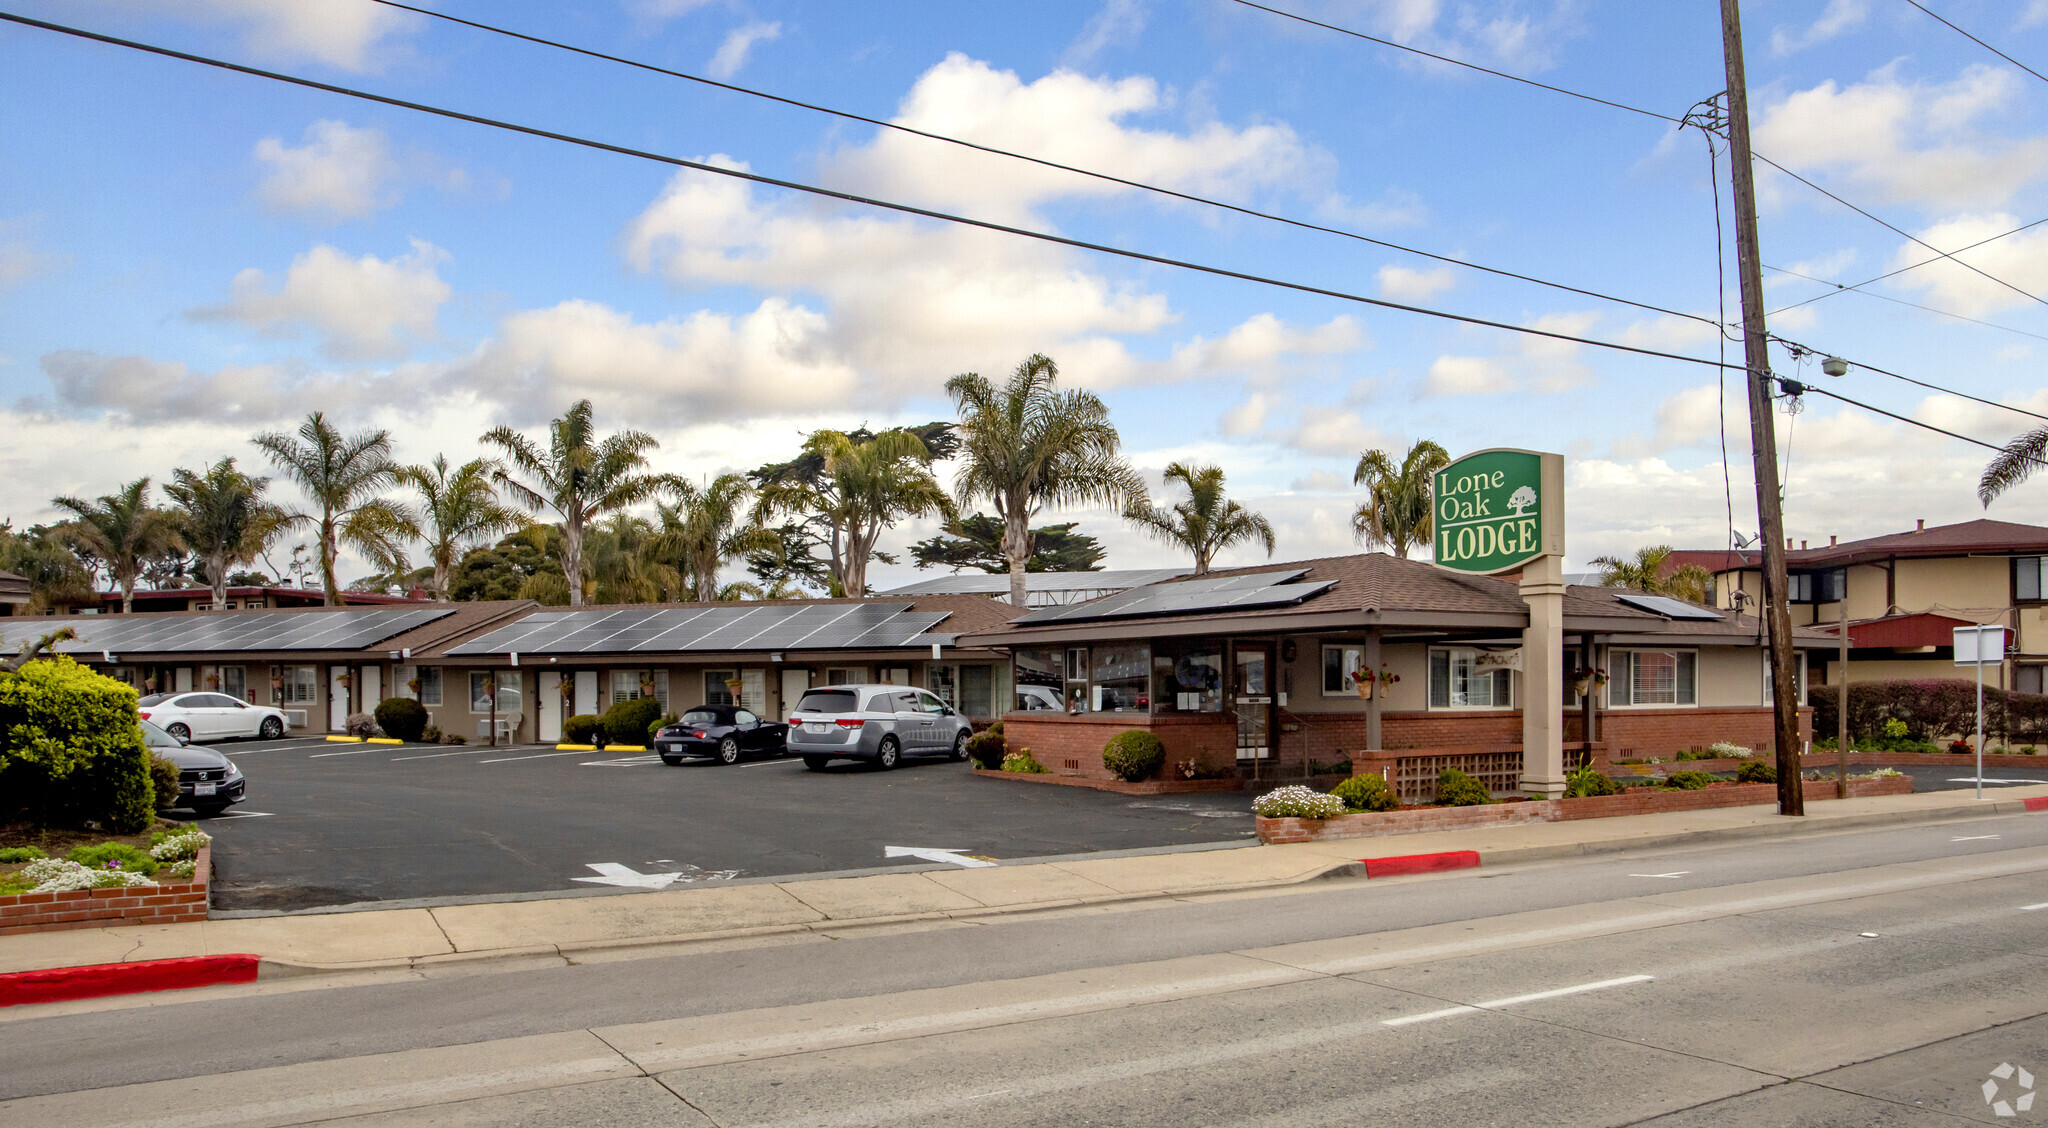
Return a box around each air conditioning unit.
[282,709,308,729]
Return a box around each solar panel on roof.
[443,602,948,655]
[1008,572,1335,625]
[0,608,453,655]
[1614,593,1722,620]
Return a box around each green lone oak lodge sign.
[1433,449,1546,574]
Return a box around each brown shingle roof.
[1695,519,2048,569]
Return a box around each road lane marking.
[2022,903,2048,911]
[573,862,683,889]
[476,751,587,764]
[1629,872,1692,878]
[1952,835,2003,842]
[1381,974,1655,1027]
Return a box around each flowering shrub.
[150,827,210,861]
[1000,750,1048,773]
[68,841,158,876]
[345,713,379,738]
[19,857,157,892]
[1330,775,1399,812]
[1707,741,1752,757]
[1252,786,1347,819]
[165,859,197,881]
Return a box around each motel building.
[961,551,1836,803]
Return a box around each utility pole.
[1719,0,1804,815]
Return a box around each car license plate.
[194,782,216,796]
[805,722,831,733]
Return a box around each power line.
[1763,263,2048,343]
[1221,0,1683,125]
[0,11,1740,375]
[1801,383,2042,462]
[1766,215,2048,318]
[1771,334,2048,422]
[362,0,1717,330]
[1904,0,2048,86]
[1225,0,2048,314]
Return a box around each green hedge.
[965,729,1006,769]
[1331,774,1399,812]
[1101,730,1166,782]
[373,697,430,743]
[602,698,663,746]
[564,714,602,744]
[0,656,155,832]
[1434,768,1491,806]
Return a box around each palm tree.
[396,455,522,601]
[254,412,418,605]
[483,400,668,607]
[756,429,955,597]
[50,478,179,613]
[946,354,1147,606]
[1591,544,1714,603]
[1352,439,1450,559]
[652,474,781,602]
[164,458,285,611]
[1125,462,1275,575]
[1980,427,2048,506]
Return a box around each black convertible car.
[654,705,789,765]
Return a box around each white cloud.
[34,351,400,425]
[1146,314,1365,387]
[1423,355,1513,396]
[1422,310,1600,396]
[1886,212,2048,318]
[253,121,399,221]
[1377,264,1455,301]
[447,298,861,426]
[822,53,1330,225]
[1065,0,1148,65]
[1295,1,1587,73]
[1281,408,1392,457]
[0,219,64,291]
[629,0,722,24]
[152,0,420,72]
[1770,0,1868,56]
[1320,187,1429,228]
[1615,313,1721,352]
[1754,64,2048,212]
[1222,392,1272,437]
[193,241,451,361]
[2020,1,2048,31]
[707,21,781,79]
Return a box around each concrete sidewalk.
[5,784,2045,978]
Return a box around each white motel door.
[573,670,600,719]
[329,666,351,730]
[538,671,564,742]
[360,666,381,708]
[780,669,811,720]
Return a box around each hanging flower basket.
[1349,668,1375,699]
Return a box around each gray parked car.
[142,718,247,816]
[785,685,973,771]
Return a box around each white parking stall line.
[739,757,800,767]
[1952,835,2003,842]
[389,747,529,762]
[477,751,588,764]
[2021,903,2048,912]
[308,748,377,758]
[1382,975,1655,1027]
[582,755,662,767]
[1629,872,1692,879]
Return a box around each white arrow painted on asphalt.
[572,862,683,889]
[885,846,996,869]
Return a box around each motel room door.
[537,671,563,743]
[1232,643,1273,760]
[780,668,811,719]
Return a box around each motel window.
[612,669,668,709]
[220,666,247,703]
[1013,648,1064,712]
[1763,652,1809,706]
[1322,645,1367,697]
[2017,557,2048,602]
[1611,650,1697,707]
[1151,643,1223,714]
[469,671,522,713]
[1428,649,1515,709]
[824,667,868,686]
[1090,644,1150,713]
[416,666,443,706]
[926,664,996,719]
[704,671,736,707]
[276,665,318,704]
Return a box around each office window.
[1013,648,1064,712]
[221,666,247,702]
[1612,650,1698,707]
[1089,645,1150,713]
[1428,649,1514,709]
[1322,645,1367,696]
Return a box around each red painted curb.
[0,955,259,1007]
[1360,850,1482,878]
[2025,797,2048,813]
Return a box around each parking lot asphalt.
[188,735,1255,912]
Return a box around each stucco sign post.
[1433,449,1568,798]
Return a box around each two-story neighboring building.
[1692,519,2048,693]
[0,570,28,616]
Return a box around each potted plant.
[204,673,221,690]
[1349,667,1376,699]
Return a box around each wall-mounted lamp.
[510,652,520,667]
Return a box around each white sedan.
[137,692,290,742]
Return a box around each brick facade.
[0,846,210,935]
[1001,713,1237,780]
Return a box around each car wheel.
[661,756,682,766]
[193,802,230,817]
[167,723,191,741]
[259,716,284,740]
[875,737,901,770]
[718,737,742,765]
[803,755,831,771]
[948,731,969,762]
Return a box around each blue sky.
[4,0,2048,587]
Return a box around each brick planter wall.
[1254,774,1915,843]
[0,845,210,935]
[999,713,1237,780]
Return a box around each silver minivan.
[786,684,974,770]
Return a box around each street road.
[7,810,2048,1125]
[191,735,1251,910]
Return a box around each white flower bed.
[19,857,158,893]
[150,829,210,862]
[1707,741,1752,757]
[1252,785,1349,819]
